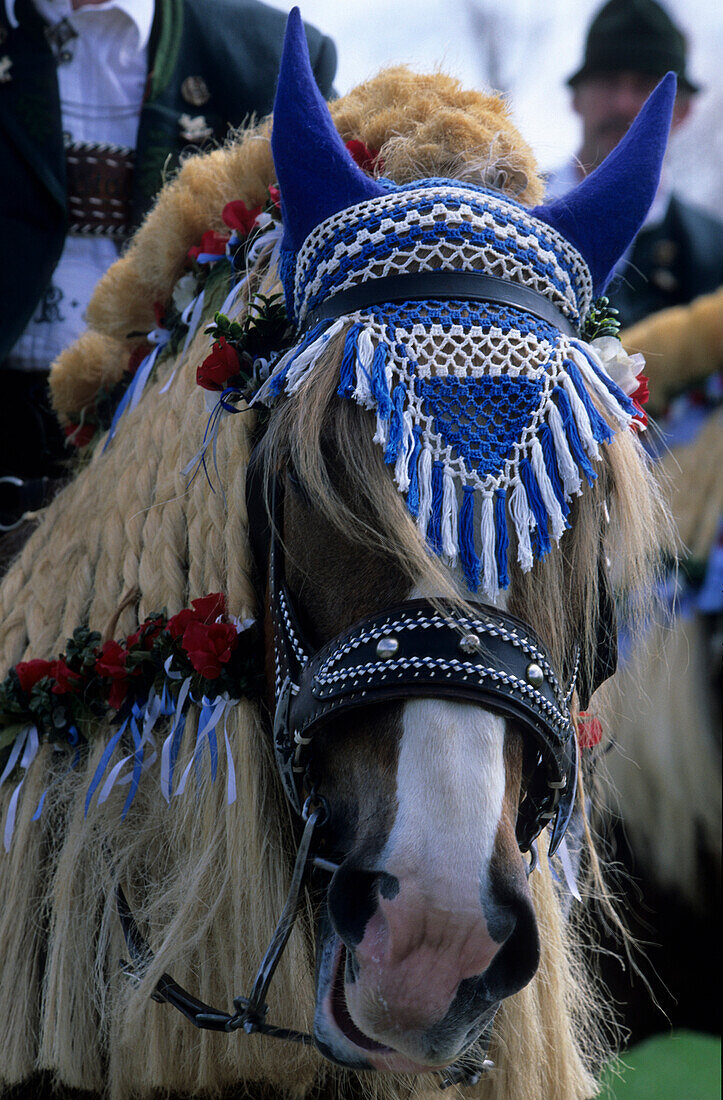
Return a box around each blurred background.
[270,0,722,215]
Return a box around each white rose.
[172,273,198,315]
[590,336,645,396]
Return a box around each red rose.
[126,619,165,650]
[576,712,603,749]
[95,639,127,678]
[345,139,382,174]
[222,199,262,236]
[168,593,226,640]
[196,337,240,391]
[187,230,229,262]
[95,640,129,710]
[51,658,83,695]
[167,608,197,640]
[64,422,97,448]
[267,185,281,212]
[190,593,226,621]
[15,659,55,694]
[127,342,152,375]
[181,621,238,679]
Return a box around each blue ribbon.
[85,720,128,816]
[120,706,145,820]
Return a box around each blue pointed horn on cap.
[271,7,386,253]
[533,72,676,294]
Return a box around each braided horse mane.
[0,69,668,1099]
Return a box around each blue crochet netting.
[419,374,544,480]
[286,182,589,328]
[262,178,639,595]
[367,299,561,344]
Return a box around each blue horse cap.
[264,11,669,596]
[272,7,675,298]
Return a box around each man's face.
[573,71,691,166]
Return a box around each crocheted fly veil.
[262,9,676,595]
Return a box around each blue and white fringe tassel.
[259,308,638,597]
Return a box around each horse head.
[241,7,677,1078]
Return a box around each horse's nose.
[478,880,539,1002]
[327,853,540,1012]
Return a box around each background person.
[546,0,723,328]
[0,0,336,530]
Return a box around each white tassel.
[480,493,498,597]
[416,446,433,536]
[510,479,535,572]
[547,401,582,498]
[373,413,389,447]
[285,318,345,394]
[252,343,297,404]
[441,467,458,564]
[569,345,633,429]
[353,328,376,409]
[530,436,566,541]
[562,374,600,461]
[394,407,415,492]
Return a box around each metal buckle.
[272,675,302,813]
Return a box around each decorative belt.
[65,139,135,239]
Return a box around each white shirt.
[5,0,154,370]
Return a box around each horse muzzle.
[313,855,539,1073]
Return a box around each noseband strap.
[276,598,577,855]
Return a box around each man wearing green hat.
[546,0,723,328]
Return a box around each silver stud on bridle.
[376,635,400,658]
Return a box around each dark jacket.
[610,195,723,329]
[0,0,336,364]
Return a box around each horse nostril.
[328,864,385,947]
[482,894,540,1000]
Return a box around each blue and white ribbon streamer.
[103,326,171,450]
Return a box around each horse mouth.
[318,932,451,1075]
[329,939,392,1054]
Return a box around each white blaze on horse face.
[390,694,506,930]
[382,580,509,924]
[345,696,508,1049]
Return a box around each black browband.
[302,270,579,337]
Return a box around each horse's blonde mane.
[0,69,670,1100]
[601,298,723,902]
